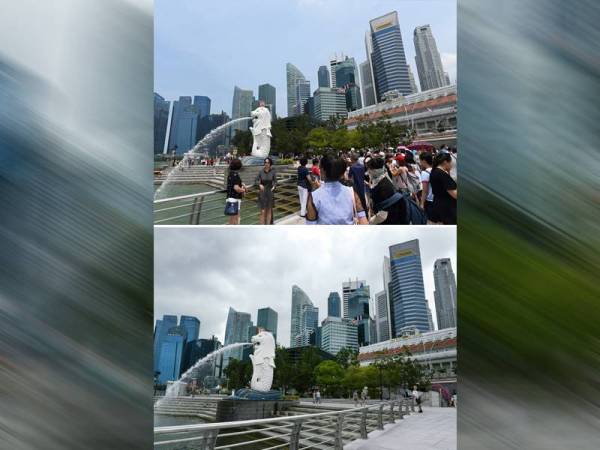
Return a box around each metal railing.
[153,178,300,225]
[154,399,414,450]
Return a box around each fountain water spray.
[154,117,251,199]
[156,342,251,406]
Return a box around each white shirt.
[420,168,434,202]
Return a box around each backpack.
[375,192,427,225]
[402,192,427,225]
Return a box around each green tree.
[231,129,252,154]
[294,347,322,394]
[307,127,331,150]
[336,347,359,369]
[342,365,366,396]
[314,360,344,396]
[223,358,252,390]
[273,346,294,395]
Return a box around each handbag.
[224,198,239,216]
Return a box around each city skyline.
[155,0,456,118]
[155,227,456,347]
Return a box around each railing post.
[377,404,384,430]
[334,414,344,450]
[194,195,204,224]
[360,408,368,439]
[411,398,416,412]
[189,197,199,224]
[200,429,218,450]
[289,419,302,450]
[389,401,395,423]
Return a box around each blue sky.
[155,0,456,117]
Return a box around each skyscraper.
[286,63,306,117]
[407,65,419,94]
[334,57,357,88]
[257,307,278,342]
[433,258,457,329]
[157,325,187,383]
[297,303,319,347]
[179,316,200,342]
[321,317,358,355]
[388,240,430,335]
[347,285,372,346]
[374,290,390,342]
[414,25,448,91]
[329,54,345,89]
[154,315,178,372]
[231,86,253,136]
[318,65,330,88]
[258,83,276,118]
[345,85,363,111]
[359,60,376,107]
[167,96,201,154]
[193,96,211,119]
[366,11,412,101]
[313,87,348,122]
[290,285,313,347]
[224,307,252,345]
[327,292,341,317]
[342,279,367,319]
[295,79,311,116]
[154,93,170,154]
[382,256,393,339]
[426,305,435,331]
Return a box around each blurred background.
[0,0,599,449]
[459,0,600,448]
[0,1,153,448]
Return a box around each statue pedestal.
[216,397,293,423]
[233,389,282,401]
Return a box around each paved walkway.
[344,407,456,450]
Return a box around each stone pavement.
[344,407,456,450]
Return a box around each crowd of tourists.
[297,145,457,225]
[223,144,456,226]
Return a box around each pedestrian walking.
[412,386,423,413]
[353,390,359,407]
[316,389,321,405]
[297,157,309,217]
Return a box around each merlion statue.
[249,330,276,392]
[250,101,272,158]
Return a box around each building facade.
[388,240,430,335]
[413,25,448,92]
[359,60,376,107]
[327,292,341,318]
[375,290,390,343]
[224,307,252,345]
[342,279,367,319]
[433,258,457,330]
[358,328,457,388]
[231,86,253,137]
[286,63,306,117]
[321,316,358,355]
[407,65,419,94]
[258,83,276,118]
[318,65,330,88]
[154,93,170,154]
[295,79,311,116]
[193,95,211,119]
[257,307,278,342]
[366,11,412,101]
[179,315,200,342]
[157,325,187,384]
[313,87,348,122]
[154,315,178,372]
[290,285,313,348]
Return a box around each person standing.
[310,158,321,180]
[297,157,309,217]
[412,386,423,413]
[419,152,435,222]
[305,154,368,225]
[353,390,359,407]
[225,158,246,225]
[256,157,277,225]
[348,153,367,211]
[361,386,368,406]
[315,389,321,405]
[429,153,457,225]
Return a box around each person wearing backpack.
[430,153,457,224]
[366,157,408,225]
